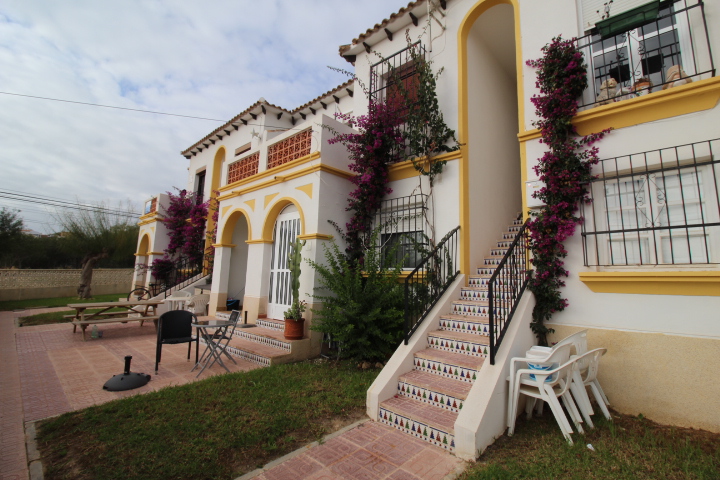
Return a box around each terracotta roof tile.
[339,0,425,56]
[181,80,355,156]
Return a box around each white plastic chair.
[165,290,191,310]
[186,294,210,316]
[508,346,585,444]
[571,348,611,423]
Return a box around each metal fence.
[581,138,720,266]
[404,226,460,344]
[488,220,532,365]
[576,0,714,110]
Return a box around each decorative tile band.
[450,302,508,318]
[468,276,490,287]
[439,318,488,335]
[497,241,514,248]
[224,345,271,366]
[397,381,463,412]
[257,319,284,331]
[414,357,477,383]
[484,257,502,266]
[378,408,455,452]
[232,330,291,352]
[198,338,271,367]
[490,248,509,256]
[508,225,521,233]
[428,335,488,358]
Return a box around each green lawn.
[0,293,126,312]
[37,360,378,480]
[460,411,720,480]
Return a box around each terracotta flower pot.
[284,318,305,340]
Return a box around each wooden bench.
[71,315,160,341]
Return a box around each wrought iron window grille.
[581,138,720,266]
[371,194,429,269]
[576,0,715,110]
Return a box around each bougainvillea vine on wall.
[526,36,609,345]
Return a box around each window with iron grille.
[576,0,714,109]
[581,138,720,266]
[369,42,425,117]
[372,194,429,269]
[227,152,259,184]
[267,128,312,170]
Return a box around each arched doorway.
[134,233,151,288]
[462,1,522,270]
[267,205,301,319]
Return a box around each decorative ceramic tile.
[438,318,488,335]
[497,240,514,248]
[427,334,488,358]
[483,257,503,266]
[397,380,464,412]
[507,225,521,233]
[233,330,291,352]
[450,301,508,318]
[267,128,312,169]
[227,152,260,184]
[414,357,477,383]
[490,248,509,256]
[223,345,271,366]
[257,319,284,331]
[468,276,490,287]
[378,408,455,452]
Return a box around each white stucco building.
[135,0,719,458]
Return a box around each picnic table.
[67,300,164,340]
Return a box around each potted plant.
[283,237,307,340]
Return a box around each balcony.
[580,138,720,267]
[576,0,715,110]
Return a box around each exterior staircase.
[214,313,308,367]
[376,216,525,453]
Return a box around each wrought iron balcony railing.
[576,0,715,110]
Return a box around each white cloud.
[0,0,410,233]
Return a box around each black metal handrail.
[149,253,208,297]
[488,220,532,365]
[404,226,460,344]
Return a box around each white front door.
[267,210,301,319]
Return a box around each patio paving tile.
[254,421,464,480]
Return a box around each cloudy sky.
[0,0,410,233]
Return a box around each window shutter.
[581,0,659,31]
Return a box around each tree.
[55,202,139,298]
[0,208,24,267]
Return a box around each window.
[369,42,425,111]
[575,1,713,109]
[373,194,428,269]
[195,171,206,204]
[581,139,720,266]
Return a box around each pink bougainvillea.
[328,100,404,265]
[526,36,609,345]
[162,189,208,265]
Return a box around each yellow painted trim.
[520,141,529,220]
[264,193,279,208]
[147,251,165,256]
[246,239,274,244]
[245,199,256,211]
[137,215,161,227]
[261,197,307,242]
[218,151,322,193]
[221,205,232,218]
[297,233,333,241]
[579,271,720,296]
[138,211,159,221]
[387,151,462,182]
[296,183,313,199]
[212,243,237,248]
[137,233,151,256]
[518,77,720,142]
[458,0,523,275]
[219,208,252,245]
[217,163,354,202]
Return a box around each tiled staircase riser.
[377,217,525,455]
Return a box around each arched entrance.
[267,205,301,319]
[461,0,523,271]
[226,212,250,310]
[134,233,151,288]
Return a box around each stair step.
[256,318,284,331]
[414,348,484,383]
[428,330,489,358]
[483,256,504,266]
[507,225,521,233]
[439,316,489,335]
[378,396,456,452]
[490,248,509,256]
[224,335,292,366]
[398,370,471,413]
[231,326,291,352]
[497,240,514,248]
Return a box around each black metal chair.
[155,310,197,374]
[207,310,241,367]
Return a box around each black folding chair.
[155,310,197,374]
